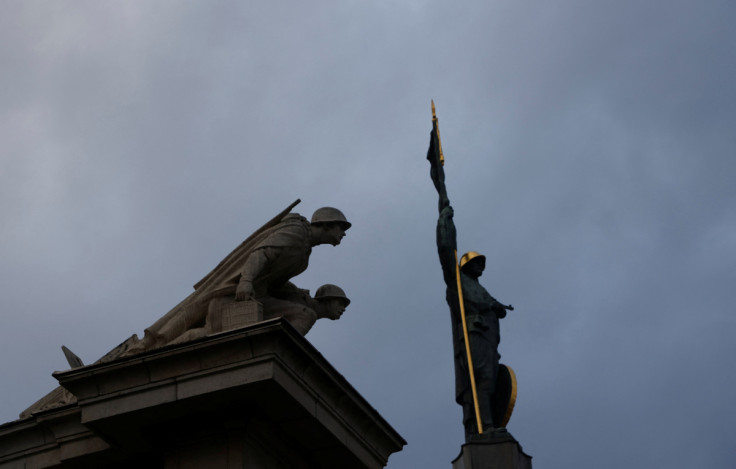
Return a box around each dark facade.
[0,319,405,468]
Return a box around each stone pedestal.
[0,319,405,468]
[452,436,532,469]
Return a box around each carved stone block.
[221,300,263,331]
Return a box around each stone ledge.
[1,319,405,468]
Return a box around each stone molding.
[0,319,405,468]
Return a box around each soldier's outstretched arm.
[492,301,514,319]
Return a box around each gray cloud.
[2,1,735,467]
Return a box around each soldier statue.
[427,107,515,441]
[126,202,352,351]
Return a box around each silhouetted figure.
[428,124,513,441]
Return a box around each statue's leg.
[168,327,208,344]
[205,296,228,334]
[462,397,485,441]
[469,333,498,431]
[260,296,317,335]
[462,400,475,441]
[144,300,208,347]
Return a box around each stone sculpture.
[116,200,351,354]
[20,200,351,418]
[280,283,351,336]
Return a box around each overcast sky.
[2,1,735,468]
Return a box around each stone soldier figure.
[132,201,351,351]
[277,283,350,336]
[427,112,514,441]
[20,203,352,418]
[166,281,351,343]
[201,282,350,337]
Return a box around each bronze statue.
[427,104,515,441]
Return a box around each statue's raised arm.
[436,205,458,288]
[428,102,458,286]
[427,104,450,212]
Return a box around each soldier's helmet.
[311,207,351,230]
[314,284,351,306]
[459,251,486,271]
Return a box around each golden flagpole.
[454,250,484,435]
[432,101,483,435]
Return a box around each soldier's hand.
[441,206,454,219]
[235,279,254,301]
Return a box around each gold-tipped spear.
[432,101,483,435]
[431,100,445,166]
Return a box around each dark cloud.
[2,1,735,467]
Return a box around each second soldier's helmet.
[311,207,351,230]
[314,284,351,306]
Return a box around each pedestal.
[452,436,532,469]
[0,319,405,468]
